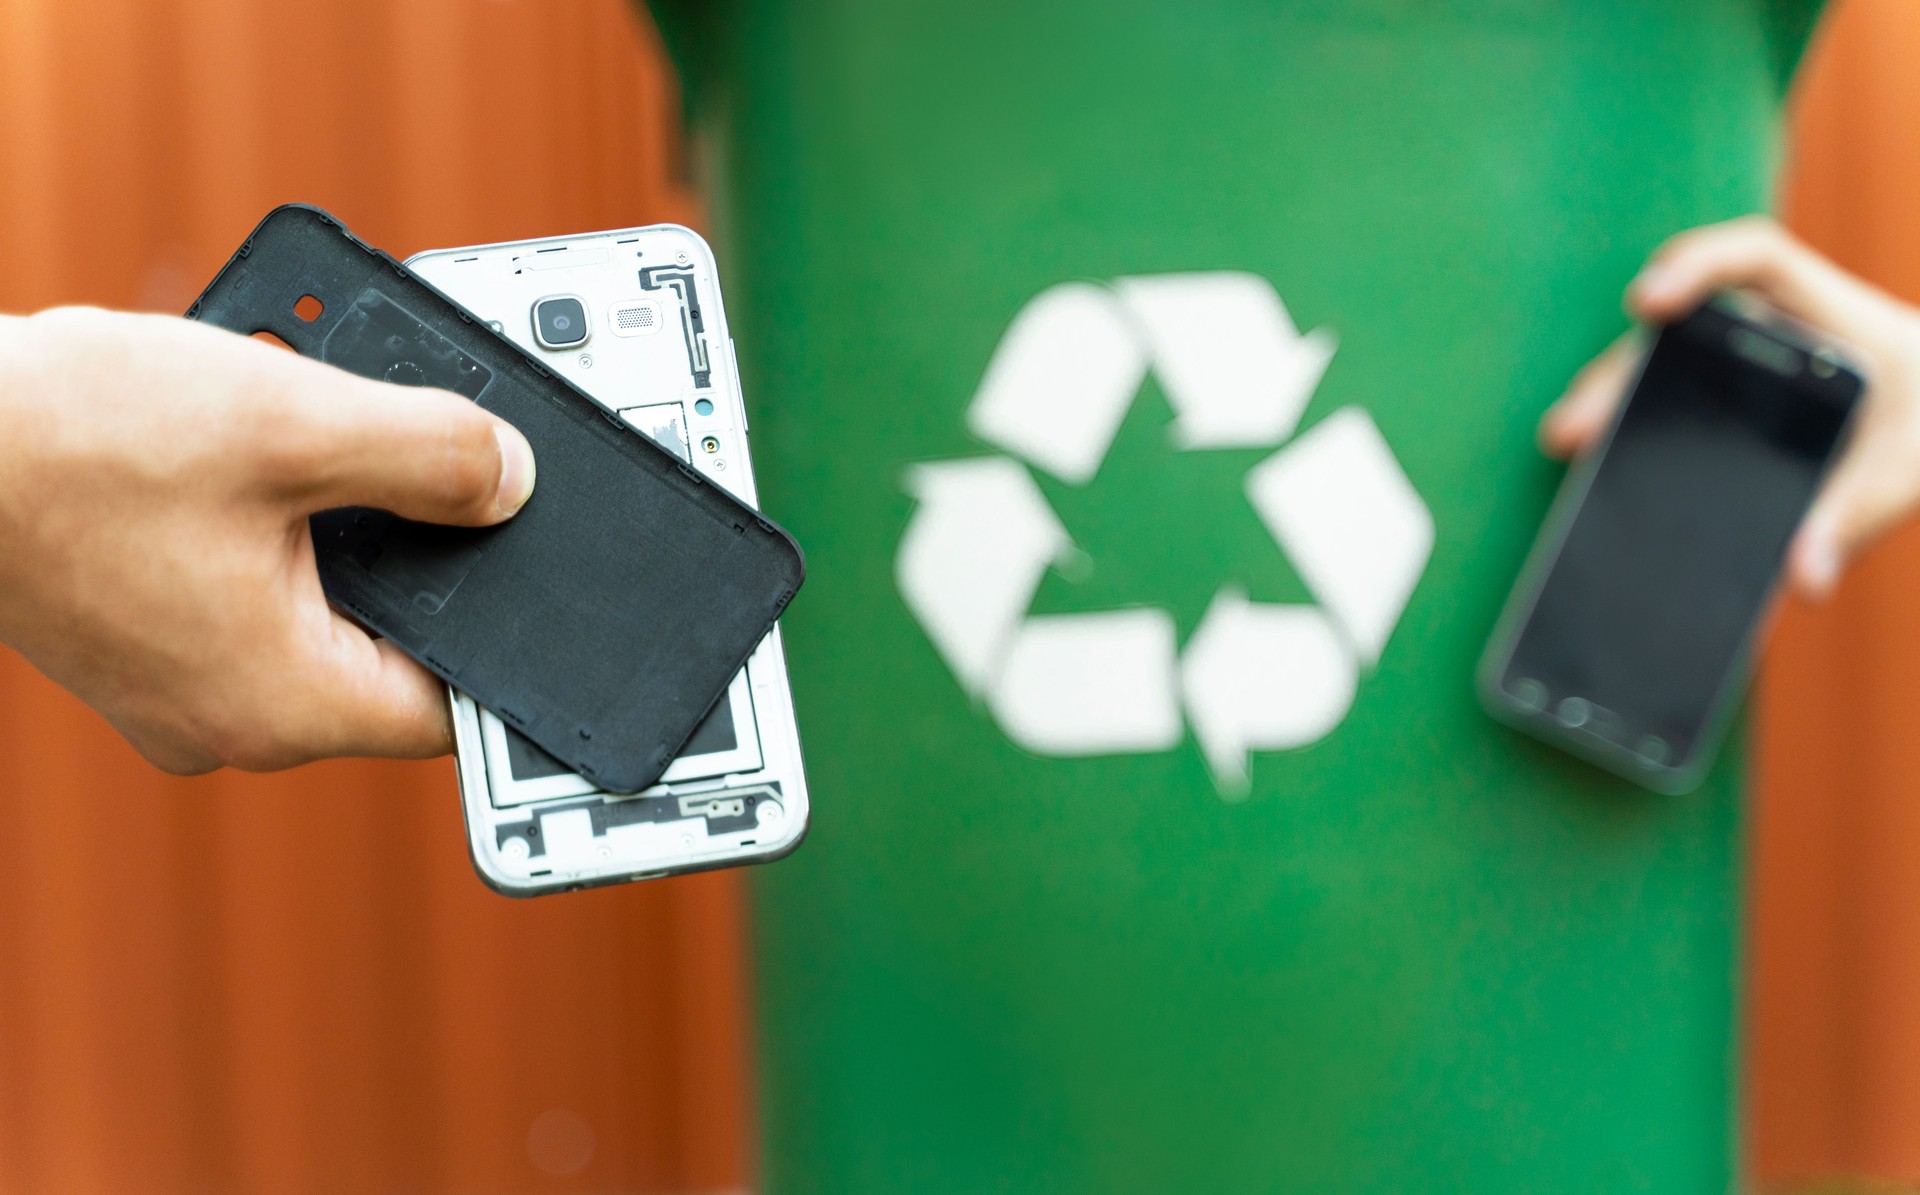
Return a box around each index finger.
[1628,216,1883,332]
[290,621,456,762]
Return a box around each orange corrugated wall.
[5,1,1918,1192]
[1751,0,1920,1187]
[0,3,754,1193]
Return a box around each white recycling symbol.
[895,272,1434,793]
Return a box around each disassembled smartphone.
[1479,295,1864,794]
[410,226,808,894]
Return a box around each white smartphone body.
[408,226,808,895]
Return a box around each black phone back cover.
[186,205,804,794]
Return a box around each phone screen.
[1492,305,1860,776]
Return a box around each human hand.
[0,307,536,774]
[1538,216,1920,598]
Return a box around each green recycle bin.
[650,4,1820,1190]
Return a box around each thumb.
[1786,434,1915,600]
[1787,500,1846,601]
[1540,334,1642,460]
[283,373,536,525]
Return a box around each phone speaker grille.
[608,300,662,337]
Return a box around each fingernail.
[1631,264,1677,305]
[1801,536,1841,597]
[1537,412,1569,457]
[495,424,535,516]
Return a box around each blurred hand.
[0,307,536,774]
[1539,216,1920,599]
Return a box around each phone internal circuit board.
[411,226,809,894]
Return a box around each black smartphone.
[1479,296,1864,793]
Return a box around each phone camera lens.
[533,296,589,348]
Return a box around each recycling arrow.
[1180,590,1356,790]
[1114,273,1337,450]
[897,271,1434,793]
[896,457,1070,695]
[968,282,1147,485]
[1245,406,1434,665]
[992,610,1182,756]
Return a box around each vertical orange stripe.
[1751,0,1920,1185]
[0,2,747,1191]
